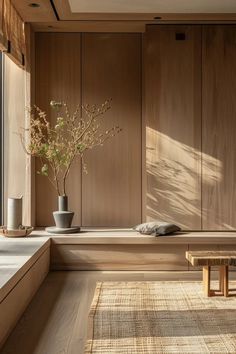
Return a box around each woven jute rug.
[85,281,236,353]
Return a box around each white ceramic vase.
[7,197,22,230]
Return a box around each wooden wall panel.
[202,26,236,230]
[81,34,142,227]
[145,25,202,230]
[35,33,82,226]
[4,56,27,225]
[34,27,236,230]
[25,24,36,227]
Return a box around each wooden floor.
[2,270,236,354]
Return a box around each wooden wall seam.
[200,25,203,230]
[80,34,83,226]
[141,32,147,223]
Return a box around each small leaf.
[41,164,49,176]
[50,101,63,108]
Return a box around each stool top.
[186,250,236,266]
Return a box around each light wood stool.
[186,251,236,297]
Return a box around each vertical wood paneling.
[82,33,142,227]
[35,33,81,226]
[145,25,202,230]
[202,26,236,229]
[4,56,27,225]
[25,24,35,227]
[34,27,236,230]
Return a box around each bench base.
[203,265,229,297]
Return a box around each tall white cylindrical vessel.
[7,197,22,230]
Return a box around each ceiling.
[11,0,236,33]
[68,0,236,14]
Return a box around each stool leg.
[219,266,224,294]
[223,265,229,297]
[203,266,211,297]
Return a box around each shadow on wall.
[146,127,222,230]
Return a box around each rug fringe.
[84,281,102,354]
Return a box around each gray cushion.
[134,221,181,236]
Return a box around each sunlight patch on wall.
[146,127,222,229]
[201,151,222,185]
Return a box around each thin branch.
[19,100,120,197]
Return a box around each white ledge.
[0,237,50,303]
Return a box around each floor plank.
[2,270,236,354]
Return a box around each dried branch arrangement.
[20,100,121,196]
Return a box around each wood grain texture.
[144,25,202,230]
[3,56,28,226]
[32,21,146,33]
[203,266,211,296]
[188,244,236,270]
[11,0,56,22]
[51,244,188,270]
[35,33,82,227]
[25,24,36,226]
[202,264,229,297]
[141,33,147,222]
[202,26,236,230]
[31,228,236,245]
[189,244,236,252]
[186,250,236,266]
[223,266,229,297]
[0,248,50,349]
[81,33,142,227]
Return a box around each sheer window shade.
[1,0,25,67]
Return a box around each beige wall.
[145,25,202,230]
[81,33,142,227]
[3,55,28,226]
[34,26,236,230]
[35,33,82,227]
[201,26,236,230]
[145,25,236,230]
[35,33,142,228]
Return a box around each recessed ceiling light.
[154,16,162,20]
[28,3,40,7]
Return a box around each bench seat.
[32,229,236,271]
[0,236,50,348]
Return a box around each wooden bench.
[0,237,50,348]
[46,229,236,271]
[186,250,236,297]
